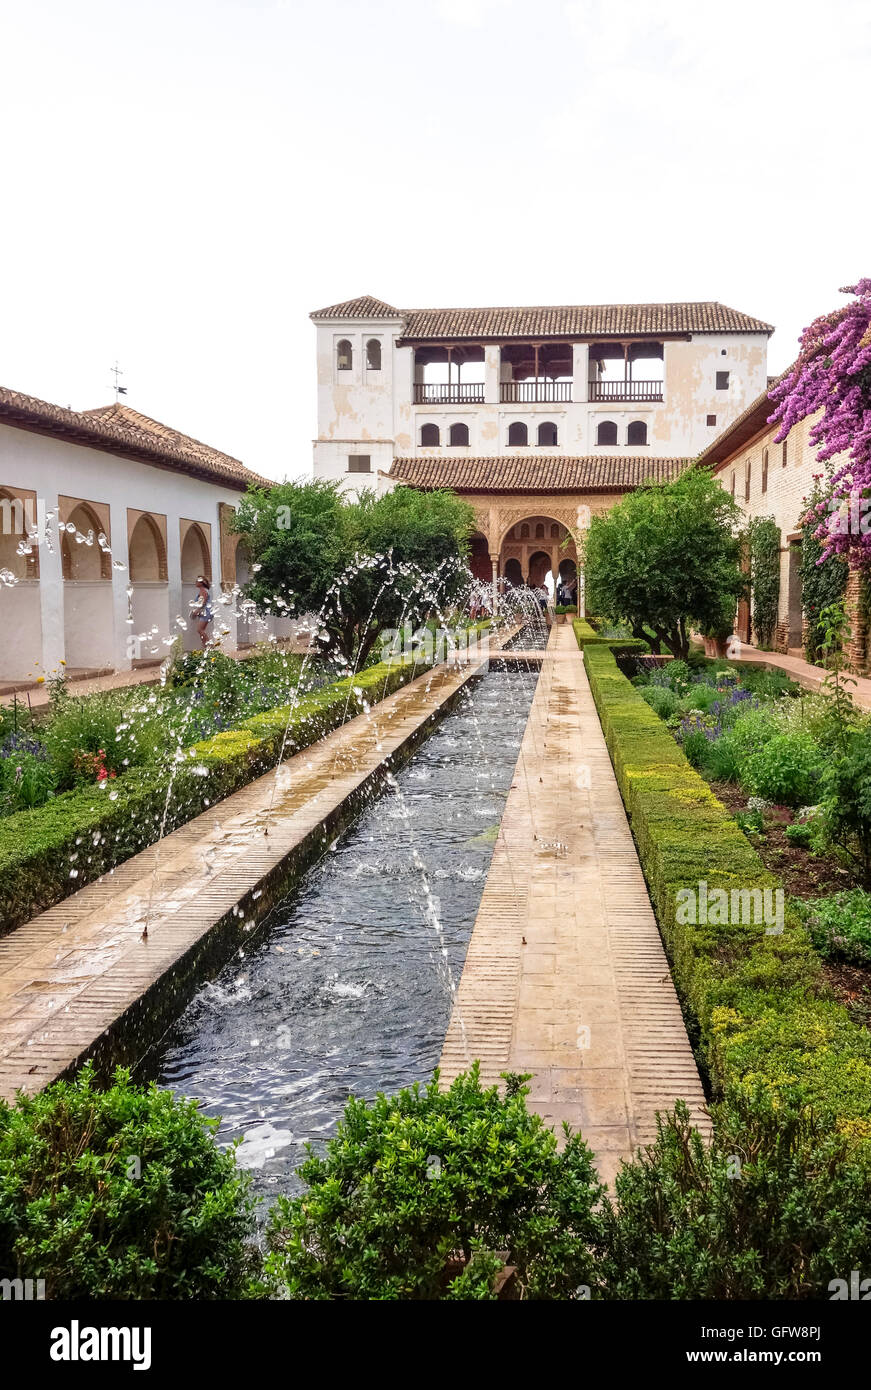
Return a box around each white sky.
[1,0,868,481]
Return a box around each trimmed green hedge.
[0,655,430,935]
[572,619,647,654]
[583,642,871,1149]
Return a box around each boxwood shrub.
[265,1064,606,1300]
[0,654,431,935]
[583,642,871,1151]
[0,1063,260,1299]
[571,618,647,655]
[602,1089,871,1299]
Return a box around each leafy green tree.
[232,479,349,622]
[232,481,474,666]
[584,467,745,657]
[799,476,849,663]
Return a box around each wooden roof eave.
[398,330,694,348]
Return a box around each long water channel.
[156,666,539,1197]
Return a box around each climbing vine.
[799,476,848,663]
[747,516,781,649]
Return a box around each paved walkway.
[440,624,709,1186]
[0,651,498,1102]
[735,642,871,709]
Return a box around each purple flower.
[1,733,47,761]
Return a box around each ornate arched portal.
[497,513,577,593]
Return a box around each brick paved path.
[440,624,709,1185]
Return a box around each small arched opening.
[503,557,523,588]
[128,512,169,665]
[61,501,113,670]
[527,549,553,592]
[180,521,212,652]
[0,488,41,682]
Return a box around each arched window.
[520,523,530,539]
[449,422,469,447]
[627,420,648,446]
[420,423,440,447]
[366,338,381,370]
[508,421,528,446]
[537,421,558,446]
[61,503,111,581]
[180,522,211,584]
[336,339,352,371]
[550,523,559,539]
[597,420,618,446]
[0,489,37,580]
[128,513,167,583]
[535,523,545,539]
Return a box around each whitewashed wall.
[0,422,283,681]
[311,314,770,492]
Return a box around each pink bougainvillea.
[768,279,871,562]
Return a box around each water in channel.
[156,668,538,1198]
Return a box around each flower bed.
[0,647,320,819]
[582,640,871,1149]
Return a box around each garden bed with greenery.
[580,637,871,1152]
[0,645,443,934]
[628,641,871,1033]
[4,1060,869,1301]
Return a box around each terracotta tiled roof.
[400,302,773,341]
[0,387,271,490]
[310,296,773,339]
[310,295,403,320]
[388,455,691,493]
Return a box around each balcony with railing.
[589,339,665,405]
[499,341,573,408]
[413,381,485,405]
[500,380,572,403]
[413,344,485,408]
[589,379,663,403]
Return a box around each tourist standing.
[192,576,214,648]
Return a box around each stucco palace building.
[310,294,773,598]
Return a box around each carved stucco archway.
[457,493,618,616]
[497,512,578,596]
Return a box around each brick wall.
[713,411,859,661]
[845,567,869,674]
